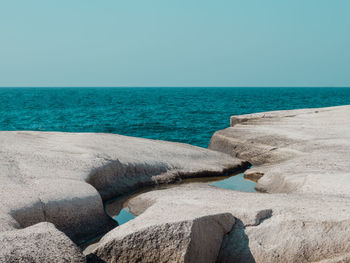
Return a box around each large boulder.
[0,131,246,244]
[86,212,235,263]
[0,222,85,263]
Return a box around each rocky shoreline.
[0,131,246,262]
[1,105,350,262]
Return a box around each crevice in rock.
[216,210,272,263]
[216,219,256,263]
[177,161,252,182]
[87,159,251,202]
[37,196,47,222]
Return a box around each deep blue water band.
[0,87,349,147]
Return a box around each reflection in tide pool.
[210,173,256,192]
[114,207,136,225]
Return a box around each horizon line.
[0,86,350,89]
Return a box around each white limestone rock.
[97,183,350,263]
[0,222,85,263]
[0,131,246,244]
[86,212,235,263]
[209,105,350,196]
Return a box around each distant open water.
[0,87,349,147]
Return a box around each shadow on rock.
[216,219,256,263]
[86,253,107,263]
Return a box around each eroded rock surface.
[209,105,350,196]
[2,105,349,262]
[88,106,350,263]
[90,183,350,263]
[0,222,85,263]
[0,131,245,244]
[86,212,234,263]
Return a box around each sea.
[0,87,349,148]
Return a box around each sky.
[0,0,349,87]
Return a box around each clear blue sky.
[0,0,349,87]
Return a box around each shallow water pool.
[210,173,256,192]
[107,172,257,226]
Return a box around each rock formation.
[0,131,246,261]
[86,213,235,263]
[88,183,350,263]
[87,105,350,262]
[209,105,350,195]
[0,222,85,263]
[1,105,350,262]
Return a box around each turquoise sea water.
[0,87,349,147]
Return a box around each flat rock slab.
[0,131,246,244]
[88,183,350,263]
[209,105,350,196]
